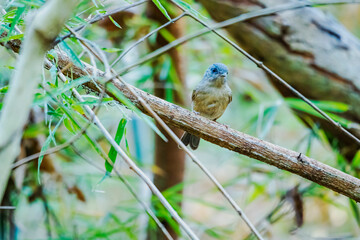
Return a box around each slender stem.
[52,0,148,46]
[0,206,16,210]
[110,12,187,68]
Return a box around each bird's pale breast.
[192,85,231,120]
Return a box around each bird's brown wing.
[191,89,197,102]
[228,94,232,104]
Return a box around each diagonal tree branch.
[31,43,360,202]
[2,23,360,202]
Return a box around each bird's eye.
[212,68,218,73]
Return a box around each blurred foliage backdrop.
[1,0,360,239]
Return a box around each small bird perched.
[181,63,232,150]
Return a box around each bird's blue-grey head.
[203,63,229,82]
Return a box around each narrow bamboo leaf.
[59,41,84,68]
[0,34,24,42]
[8,7,25,36]
[124,129,131,156]
[93,173,110,192]
[1,9,17,21]
[159,28,176,43]
[18,0,43,8]
[49,64,58,86]
[0,66,14,70]
[0,86,9,94]
[72,15,88,25]
[259,103,280,139]
[34,77,91,106]
[37,115,65,183]
[205,228,225,239]
[60,105,106,159]
[108,16,122,29]
[152,0,171,21]
[106,84,167,141]
[349,199,360,227]
[286,98,349,114]
[352,150,360,167]
[172,0,206,18]
[101,47,122,53]
[285,98,353,127]
[105,118,127,173]
[63,117,76,134]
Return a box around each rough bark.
[146,3,186,239]
[198,0,360,160]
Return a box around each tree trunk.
[198,0,360,160]
[146,3,186,240]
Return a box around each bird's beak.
[220,73,227,78]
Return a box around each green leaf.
[352,150,360,167]
[152,0,171,21]
[286,98,349,114]
[205,228,225,239]
[0,86,9,94]
[349,199,360,227]
[108,16,122,29]
[285,98,353,127]
[59,104,108,161]
[49,64,58,86]
[34,76,91,105]
[37,115,64,183]
[159,28,176,43]
[59,40,84,68]
[0,34,24,42]
[63,117,76,134]
[172,0,206,18]
[106,84,167,141]
[124,128,131,156]
[257,102,280,139]
[23,122,48,138]
[0,65,14,70]
[101,47,122,53]
[8,7,25,36]
[105,118,127,173]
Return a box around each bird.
[181,63,232,150]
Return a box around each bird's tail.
[180,132,200,150]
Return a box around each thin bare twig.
[110,12,187,68]
[0,206,16,210]
[53,0,148,46]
